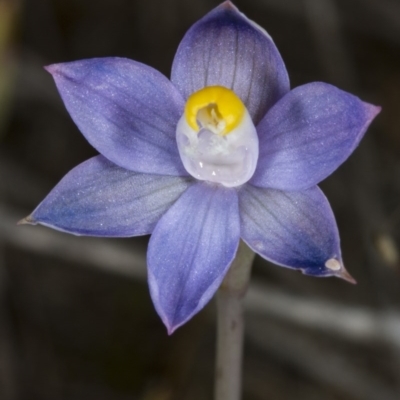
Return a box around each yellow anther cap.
[185,86,245,135]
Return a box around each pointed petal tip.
[44,63,67,77]
[44,64,57,74]
[17,215,35,226]
[220,1,237,10]
[163,316,182,335]
[325,258,356,284]
[367,103,382,120]
[167,325,176,336]
[336,268,357,285]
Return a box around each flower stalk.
[215,241,255,400]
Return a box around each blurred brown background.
[0,0,399,399]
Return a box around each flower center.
[176,86,259,188]
[185,86,245,135]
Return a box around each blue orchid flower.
[24,2,380,333]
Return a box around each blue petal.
[27,156,193,236]
[240,184,350,279]
[147,182,240,333]
[47,58,188,176]
[171,2,289,124]
[251,82,381,191]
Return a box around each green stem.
[215,241,255,400]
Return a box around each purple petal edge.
[26,155,193,237]
[47,57,188,176]
[171,2,289,124]
[147,182,240,333]
[239,184,353,281]
[252,82,381,191]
